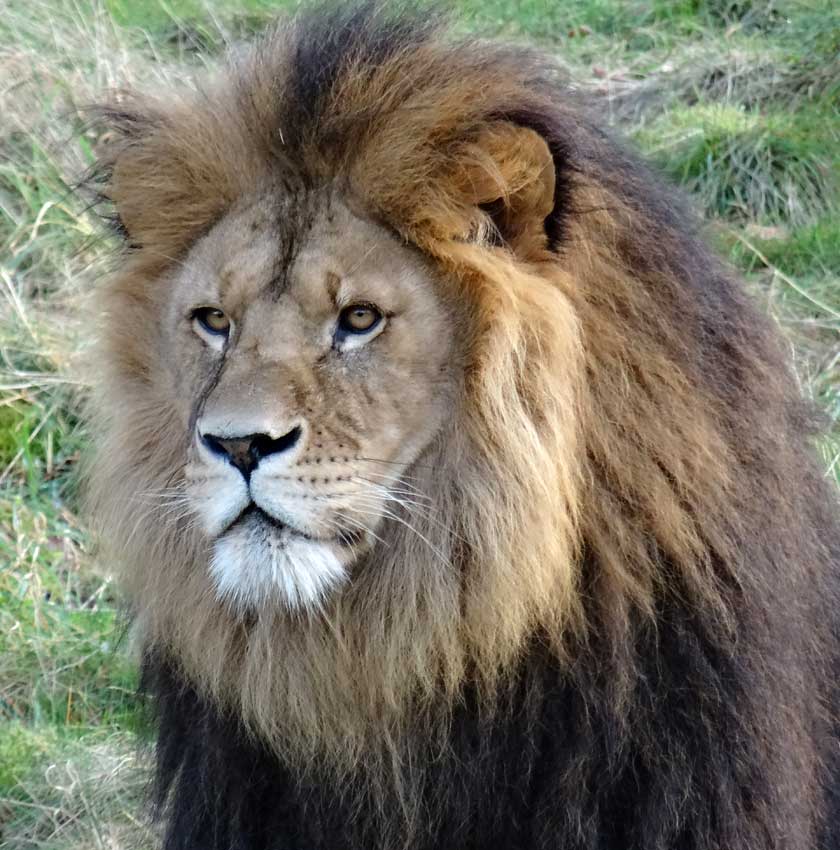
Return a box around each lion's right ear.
[453,123,556,261]
[90,101,236,256]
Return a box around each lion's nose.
[200,426,302,479]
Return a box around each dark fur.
[98,4,840,848]
[146,553,840,849]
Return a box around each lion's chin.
[209,512,348,613]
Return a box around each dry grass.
[0,729,156,850]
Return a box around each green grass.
[1,0,838,846]
[637,103,837,224]
[729,217,840,278]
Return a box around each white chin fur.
[209,517,347,612]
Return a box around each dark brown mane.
[84,4,840,849]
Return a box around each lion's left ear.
[456,123,556,260]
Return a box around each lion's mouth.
[227,504,362,549]
[209,503,353,611]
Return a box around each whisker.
[355,456,436,472]
[350,471,432,497]
[350,479,433,504]
[330,511,389,547]
[342,501,452,567]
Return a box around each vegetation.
[1,1,837,846]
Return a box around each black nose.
[201,426,302,478]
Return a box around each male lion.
[85,4,840,849]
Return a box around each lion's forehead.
[177,194,435,320]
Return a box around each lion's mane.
[86,5,840,849]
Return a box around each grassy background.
[1,1,838,846]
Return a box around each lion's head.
[85,5,813,776]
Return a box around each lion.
[84,4,840,849]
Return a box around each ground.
[1,1,838,847]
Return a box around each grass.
[1,0,838,846]
[637,104,837,224]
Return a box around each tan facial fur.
[161,196,457,611]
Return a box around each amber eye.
[337,304,382,335]
[193,307,231,337]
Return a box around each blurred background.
[0,1,838,847]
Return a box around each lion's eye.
[338,304,382,335]
[193,307,231,337]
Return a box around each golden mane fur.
[84,6,828,816]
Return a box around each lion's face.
[162,193,457,611]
